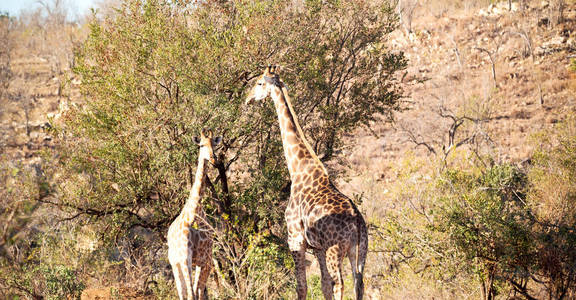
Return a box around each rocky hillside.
[1,57,82,166]
[3,2,574,184]
[1,1,575,298]
[338,0,575,190]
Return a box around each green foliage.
[0,232,86,299]
[375,116,576,299]
[148,276,178,299]
[373,160,534,298]
[61,0,404,237]
[213,231,293,299]
[435,164,533,298]
[306,274,323,300]
[438,164,531,264]
[527,115,576,299]
[39,0,406,296]
[0,158,42,254]
[44,265,86,300]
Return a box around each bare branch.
[400,123,437,154]
[474,46,497,88]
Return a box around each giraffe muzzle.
[245,95,256,105]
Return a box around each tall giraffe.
[167,129,221,300]
[246,66,368,300]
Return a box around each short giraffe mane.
[276,80,328,175]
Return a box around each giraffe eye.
[258,83,263,86]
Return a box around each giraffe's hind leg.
[348,243,364,300]
[347,245,358,296]
[195,263,212,300]
[314,249,334,300]
[326,244,345,300]
[193,265,201,296]
[182,259,196,300]
[171,262,186,300]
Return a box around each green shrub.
[436,164,533,299]
[528,115,576,299]
[44,265,86,300]
[0,234,86,300]
[375,116,576,299]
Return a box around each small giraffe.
[167,129,222,300]
[246,66,368,300]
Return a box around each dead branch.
[475,47,497,88]
[506,30,533,58]
[400,123,437,154]
[449,36,463,69]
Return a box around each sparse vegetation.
[1,0,575,299]
[374,115,576,299]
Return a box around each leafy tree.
[436,164,534,300]
[43,0,406,296]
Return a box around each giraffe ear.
[193,136,201,145]
[212,136,222,146]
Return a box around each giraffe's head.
[193,128,222,164]
[245,65,283,105]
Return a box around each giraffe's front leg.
[288,224,308,299]
[314,249,334,300]
[291,246,307,300]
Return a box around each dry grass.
[2,0,576,298]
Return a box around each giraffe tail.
[354,217,368,300]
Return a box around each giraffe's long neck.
[270,85,328,180]
[181,157,207,226]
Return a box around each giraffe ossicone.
[246,65,368,300]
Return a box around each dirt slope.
[337,1,576,191]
